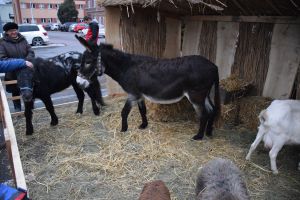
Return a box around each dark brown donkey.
[75,35,220,140]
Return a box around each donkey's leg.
[24,101,34,135]
[186,91,207,140]
[137,100,148,129]
[91,99,100,115]
[193,107,209,140]
[121,99,133,132]
[71,82,85,114]
[205,97,216,137]
[41,96,58,126]
[85,85,100,115]
[92,76,105,106]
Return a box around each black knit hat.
[3,22,18,32]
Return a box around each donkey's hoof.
[121,126,128,132]
[26,130,33,135]
[138,123,148,129]
[93,109,100,116]
[76,110,83,114]
[192,134,204,140]
[51,120,58,126]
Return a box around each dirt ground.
[13,97,300,200]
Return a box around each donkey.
[16,51,105,135]
[75,35,220,140]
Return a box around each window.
[19,25,39,32]
[48,4,53,9]
[41,18,46,23]
[39,4,45,9]
[87,0,91,8]
[30,3,35,8]
[23,18,30,23]
[48,18,52,23]
[56,4,60,9]
[93,0,97,8]
[79,4,83,9]
[21,3,27,9]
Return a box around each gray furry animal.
[195,158,249,200]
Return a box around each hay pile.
[220,74,251,93]
[12,96,300,200]
[239,96,272,131]
[146,98,195,122]
[216,96,272,131]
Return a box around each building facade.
[85,0,104,25]
[0,2,14,24]
[12,0,86,24]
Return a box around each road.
[6,31,107,113]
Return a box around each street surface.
[4,31,107,113]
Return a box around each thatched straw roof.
[98,0,300,16]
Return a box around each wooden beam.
[7,96,21,101]
[4,80,17,85]
[186,16,300,24]
[0,81,27,191]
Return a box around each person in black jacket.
[83,16,99,45]
[0,22,35,111]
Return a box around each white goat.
[195,158,249,200]
[246,100,300,174]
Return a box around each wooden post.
[105,7,124,95]
[0,81,27,191]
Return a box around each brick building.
[12,0,86,24]
[85,0,104,25]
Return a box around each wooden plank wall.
[105,9,300,99]
[183,16,300,99]
[215,22,239,80]
[182,20,202,56]
[263,24,300,99]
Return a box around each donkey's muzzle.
[76,76,90,89]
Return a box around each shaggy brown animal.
[138,180,171,200]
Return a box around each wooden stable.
[99,0,300,100]
[0,80,27,192]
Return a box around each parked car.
[74,23,88,33]
[43,23,51,31]
[68,23,77,32]
[81,24,105,38]
[50,23,60,31]
[99,24,105,38]
[18,24,49,46]
[60,22,76,32]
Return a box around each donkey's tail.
[214,73,221,120]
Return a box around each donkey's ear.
[75,34,92,52]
